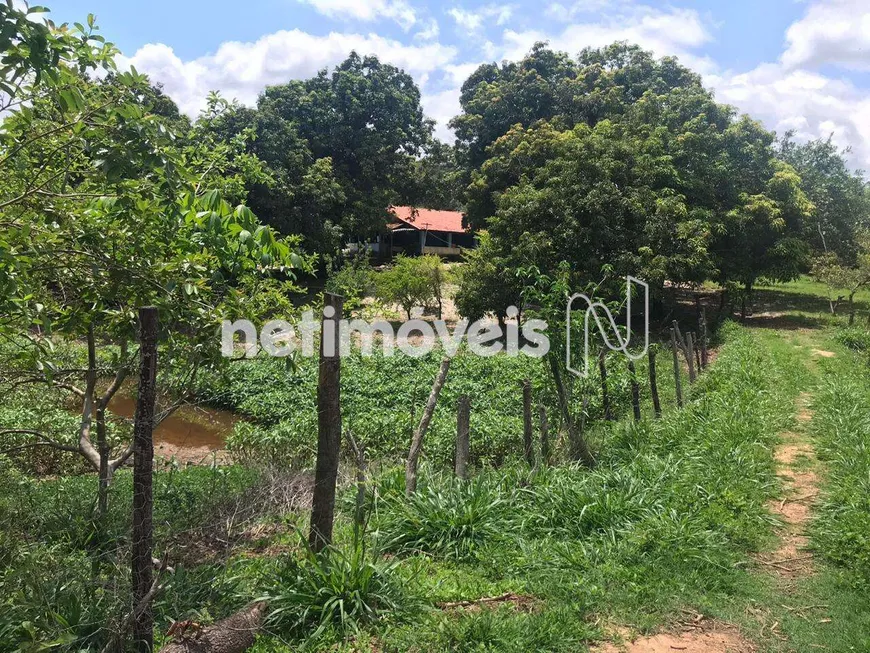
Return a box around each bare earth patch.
[810,349,836,358]
[757,392,819,578]
[594,616,754,652]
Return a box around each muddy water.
[108,393,238,464]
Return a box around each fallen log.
[157,603,267,653]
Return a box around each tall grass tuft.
[263,535,409,638]
[373,475,510,559]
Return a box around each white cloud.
[297,0,417,30]
[120,30,457,118]
[700,0,870,171]
[422,87,462,142]
[449,4,516,33]
[782,0,870,71]
[498,5,713,67]
[415,18,440,41]
[708,63,870,171]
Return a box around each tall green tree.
[253,52,433,246]
[453,42,814,319]
[406,140,465,211]
[778,134,870,260]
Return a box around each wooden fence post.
[648,346,661,418]
[406,357,451,495]
[628,360,641,421]
[521,379,535,467]
[538,405,549,467]
[455,395,470,480]
[309,293,343,552]
[132,307,158,653]
[685,332,698,383]
[670,327,683,408]
[700,308,709,369]
[599,349,613,421]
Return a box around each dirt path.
[595,338,832,653]
[755,391,819,581]
[595,618,753,653]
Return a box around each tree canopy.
[453,42,823,315]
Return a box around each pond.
[108,392,238,465]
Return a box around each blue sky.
[47,0,870,169]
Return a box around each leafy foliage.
[375,254,446,319]
[453,42,816,317]
[374,473,510,559]
[264,538,409,638]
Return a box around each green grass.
[0,322,809,652]
[193,340,684,470]
[810,344,870,587]
[11,277,870,651]
[289,322,802,650]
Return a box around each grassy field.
[4,278,870,651]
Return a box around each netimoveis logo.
[566,276,649,378]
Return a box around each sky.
[45,0,870,172]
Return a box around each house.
[382,206,475,257]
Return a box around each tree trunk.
[740,280,753,321]
[346,431,366,530]
[406,357,451,495]
[156,603,266,653]
[455,395,470,480]
[628,360,641,421]
[538,405,549,467]
[648,346,661,418]
[548,356,594,468]
[598,349,613,420]
[309,293,343,552]
[521,379,535,467]
[670,327,683,408]
[96,409,111,523]
[132,307,158,653]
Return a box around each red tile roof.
[389,206,467,234]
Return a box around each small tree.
[811,231,870,322]
[521,263,599,468]
[417,255,448,319]
[326,250,374,313]
[376,255,443,319]
[454,231,524,325]
[0,9,308,519]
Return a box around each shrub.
[325,251,375,312]
[373,475,510,559]
[835,325,870,352]
[264,539,409,638]
[375,254,445,319]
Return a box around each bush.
[264,539,409,638]
[373,474,511,559]
[375,254,446,319]
[325,251,375,312]
[835,325,870,352]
